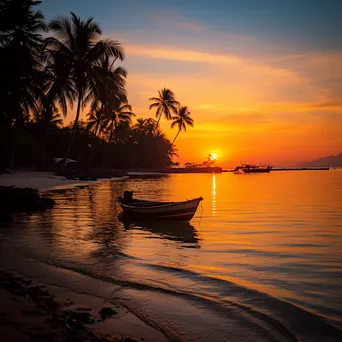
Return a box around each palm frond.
[149,97,161,102]
[171,121,178,128]
[149,102,160,110]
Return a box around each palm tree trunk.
[171,129,181,147]
[108,119,114,143]
[62,93,82,172]
[153,113,162,134]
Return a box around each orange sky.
[122,46,342,167]
[56,5,342,168]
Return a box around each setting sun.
[210,153,217,161]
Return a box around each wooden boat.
[117,196,203,221]
[234,163,272,174]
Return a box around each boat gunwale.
[117,197,203,210]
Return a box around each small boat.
[117,192,203,221]
[234,163,273,174]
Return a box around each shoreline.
[0,172,168,342]
[0,242,168,342]
[0,171,127,191]
[0,168,334,189]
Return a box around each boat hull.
[117,197,203,221]
[234,163,273,174]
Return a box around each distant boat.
[117,196,203,221]
[234,163,273,174]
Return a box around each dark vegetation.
[185,154,217,169]
[0,0,194,172]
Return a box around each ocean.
[1,170,342,341]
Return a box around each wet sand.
[0,269,167,342]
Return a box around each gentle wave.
[2,173,342,341]
[7,237,342,342]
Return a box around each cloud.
[87,13,342,166]
[125,44,240,64]
[124,43,303,82]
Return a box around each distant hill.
[299,152,342,167]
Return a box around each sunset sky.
[39,0,342,167]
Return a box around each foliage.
[185,155,215,169]
[45,12,125,166]
[170,106,194,146]
[149,88,180,132]
[0,4,194,170]
[203,154,216,167]
[0,0,46,127]
[185,162,202,168]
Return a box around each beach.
[0,171,167,342]
[0,254,167,342]
[0,171,100,191]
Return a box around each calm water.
[1,171,342,341]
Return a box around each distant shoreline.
[224,167,330,172]
[0,167,334,189]
[133,167,331,173]
[270,167,330,171]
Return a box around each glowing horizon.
[40,0,342,167]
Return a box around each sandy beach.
[0,171,89,190]
[0,171,167,342]
[0,171,127,191]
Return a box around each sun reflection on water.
[212,174,216,215]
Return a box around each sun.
[210,153,217,161]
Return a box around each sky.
[39,0,342,167]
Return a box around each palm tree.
[40,51,77,160]
[86,109,106,139]
[86,55,129,144]
[0,0,46,167]
[170,106,194,146]
[1,1,46,125]
[46,12,125,170]
[168,144,179,160]
[43,49,77,119]
[134,118,147,133]
[88,56,127,117]
[105,101,135,143]
[133,118,157,135]
[149,88,179,133]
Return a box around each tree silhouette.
[0,0,46,167]
[149,88,179,133]
[170,106,194,146]
[104,101,135,143]
[46,12,124,170]
[0,4,186,171]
